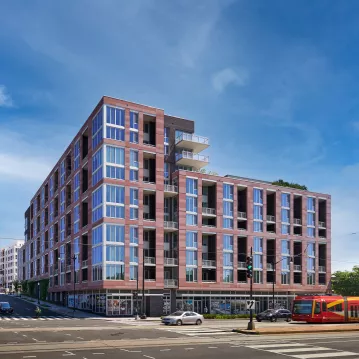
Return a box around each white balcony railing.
[164,258,178,266]
[294,218,302,225]
[164,221,178,230]
[318,221,326,228]
[267,215,275,222]
[164,184,178,193]
[294,265,302,271]
[237,261,246,269]
[176,133,209,146]
[164,279,178,288]
[202,260,216,268]
[237,211,247,219]
[202,207,216,216]
[319,266,326,273]
[267,263,274,270]
[144,257,156,265]
[175,151,209,163]
[82,260,88,267]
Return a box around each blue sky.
[0,0,359,271]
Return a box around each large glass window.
[130,188,139,206]
[307,212,315,226]
[92,225,103,245]
[223,269,233,283]
[106,185,125,204]
[60,217,65,242]
[106,264,125,280]
[254,237,263,253]
[130,227,138,244]
[73,205,80,234]
[223,184,234,200]
[223,201,234,217]
[254,270,263,284]
[307,272,315,285]
[186,267,197,282]
[130,112,139,129]
[130,207,138,220]
[186,178,198,195]
[223,234,233,251]
[74,140,80,171]
[307,243,315,257]
[186,196,198,212]
[186,250,198,265]
[106,245,125,262]
[281,193,290,208]
[92,186,103,222]
[107,106,125,126]
[223,218,233,229]
[253,188,263,204]
[130,247,138,263]
[74,172,80,202]
[186,232,198,248]
[60,189,65,214]
[106,225,125,243]
[223,253,233,267]
[281,240,290,255]
[106,146,124,165]
[92,148,103,186]
[186,214,197,226]
[307,227,315,237]
[130,131,139,144]
[92,246,103,264]
[307,197,315,211]
[130,265,138,280]
[92,108,103,149]
[253,221,263,232]
[130,150,139,168]
[281,209,290,223]
[281,224,290,235]
[253,205,263,220]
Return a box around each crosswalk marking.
[245,343,359,359]
[158,326,234,337]
[0,316,74,321]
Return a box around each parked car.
[162,311,204,326]
[256,309,292,322]
[0,302,14,315]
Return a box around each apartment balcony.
[318,221,326,228]
[175,133,209,154]
[66,265,71,272]
[164,258,178,266]
[175,151,209,169]
[164,221,178,232]
[54,269,58,275]
[267,215,275,222]
[82,260,88,268]
[164,185,178,197]
[294,218,302,226]
[144,257,156,266]
[294,265,302,272]
[319,266,326,273]
[202,260,216,268]
[164,279,178,288]
[202,207,216,217]
[238,261,246,269]
[237,211,247,219]
[267,263,274,270]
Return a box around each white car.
[162,311,204,326]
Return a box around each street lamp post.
[72,254,77,317]
[272,256,293,310]
[37,282,40,304]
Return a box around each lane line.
[77,337,84,340]
[269,347,331,354]
[22,356,36,358]
[143,356,156,359]
[292,352,358,359]
[247,343,305,349]
[160,349,171,352]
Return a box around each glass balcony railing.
[175,151,209,163]
[176,133,209,146]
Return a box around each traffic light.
[246,256,253,279]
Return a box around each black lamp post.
[272,256,293,309]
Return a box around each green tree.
[332,266,359,296]
[272,179,308,190]
[21,280,28,295]
[13,280,20,293]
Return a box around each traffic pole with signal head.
[247,247,255,330]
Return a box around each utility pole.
[247,247,255,330]
[72,254,77,317]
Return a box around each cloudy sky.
[1,0,359,271]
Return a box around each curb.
[235,327,359,335]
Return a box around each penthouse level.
[20,96,331,317]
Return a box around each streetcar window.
[328,303,343,312]
[293,300,312,314]
[351,306,354,318]
[314,302,321,314]
[322,302,327,312]
[355,306,358,318]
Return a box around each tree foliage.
[332,266,359,296]
[21,280,28,295]
[13,280,20,293]
[272,179,308,190]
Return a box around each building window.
[307,197,315,211]
[186,232,198,248]
[223,184,234,200]
[186,214,197,226]
[281,240,290,255]
[307,212,315,226]
[253,221,263,232]
[164,127,169,144]
[92,108,103,150]
[253,270,263,284]
[281,272,290,284]
[281,224,290,235]
[106,145,125,180]
[130,227,138,244]
[186,178,198,195]
[92,147,103,186]
[223,269,233,283]
[74,140,80,171]
[130,265,138,280]
[60,161,66,186]
[223,218,233,229]
[92,246,103,264]
[130,112,138,129]
[307,227,315,237]
[130,149,139,168]
[186,196,198,213]
[106,264,124,280]
[130,247,138,263]
[130,207,139,220]
[223,234,233,251]
[92,225,103,245]
[186,267,197,282]
[253,188,263,204]
[106,126,124,141]
[73,205,80,234]
[107,106,125,126]
[223,201,234,217]
[281,209,290,223]
[307,272,315,285]
[253,205,263,220]
[60,217,65,242]
[106,224,124,243]
[60,189,65,214]
[105,185,125,218]
[92,186,103,223]
[74,172,80,202]
[223,253,233,267]
[281,193,290,208]
[130,188,139,206]
[130,131,139,144]
[106,245,125,262]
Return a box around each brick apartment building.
[19,96,331,316]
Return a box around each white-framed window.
[105,264,124,280]
[92,225,103,245]
[130,111,139,130]
[130,227,138,244]
[186,267,197,282]
[92,186,103,223]
[74,172,80,202]
[92,107,104,150]
[106,245,125,262]
[186,178,198,195]
[73,205,80,234]
[105,185,125,219]
[223,268,233,283]
[106,224,125,243]
[74,140,80,171]
[92,147,103,186]
[106,145,125,180]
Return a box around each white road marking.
[7,342,18,344]
[14,331,18,334]
[92,354,104,355]
[160,349,171,352]
[120,349,129,352]
[22,334,27,337]
[185,348,194,350]
[63,352,75,356]
[291,353,358,359]
[269,347,330,354]
[143,356,156,359]
[247,343,306,349]
[129,351,142,353]
[208,347,218,349]
[23,356,36,358]
[77,337,84,340]
[65,334,72,336]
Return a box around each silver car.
[162,311,204,326]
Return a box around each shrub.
[203,314,250,319]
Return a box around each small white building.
[0,240,24,293]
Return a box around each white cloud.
[0,85,13,107]
[212,67,248,93]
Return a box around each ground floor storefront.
[48,289,318,317]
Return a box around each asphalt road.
[0,294,66,317]
[3,333,359,359]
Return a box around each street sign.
[246,300,256,310]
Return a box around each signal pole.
[247,247,255,330]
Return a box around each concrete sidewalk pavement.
[238,323,359,335]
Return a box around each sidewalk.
[237,323,359,335]
[18,295,101,318]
